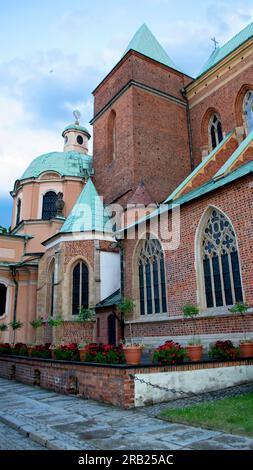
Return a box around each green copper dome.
[62,124,91,138]
[20,151,93,180]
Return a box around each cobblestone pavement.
[0,377,253,450]
[0,422,45,450]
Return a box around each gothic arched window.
[108,110,117,161]
[138,237,167,316]
[72,261,89,315]
[0,283,7,317]
[42,191,57,220]
[209,114,223,150]
[201,209,243,308]
[243,90,253,134]
[16,198,21,226]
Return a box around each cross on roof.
[211,37,219,50]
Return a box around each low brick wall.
[0,355,253,408]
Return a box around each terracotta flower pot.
[187,344,203,362]
[79,347,88,362]
[27,346,34,357]
[239,342,253,358]
[123,346,143,365]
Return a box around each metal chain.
[129,374,199,398]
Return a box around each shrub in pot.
[30,318,43,344]
[153,340,187,365]
[30,344,51,359]
[120,297,143,365]
[209,340,240,360]
[54,343,80,361]
[84,343,125,364]
[0,343,12,355]
[229,302,253,358]
[12,342,28,356]
[182,304,203,361]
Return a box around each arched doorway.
[108,314,116,345]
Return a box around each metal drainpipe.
[10,266,18,344]
[181,87,195,171]
[115,237,125,340]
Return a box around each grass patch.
[160,392,253,436]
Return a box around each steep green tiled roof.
[215,129,253,178]
[62,124,91,138]
[118,160,253,234]
[60,178,113,233]
[20,151,93,180]
[199,21,253,76]
[96,289,121,308]
[123,24,181,72]
[165,130,234,203]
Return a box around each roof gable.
[123,24,181,72]
[199,21,253,76]
[60,178,113,234]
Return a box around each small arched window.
[42,191,57,220]
[16,199,21,226]
[138,237,167,316]
[201,209,243,308]
[72,261,89,315]
[243,90,253,134]
[108,110,117,161]
[47,260,55,316]
[0,283,7,317]
[209,114,223,150]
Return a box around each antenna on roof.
[211,37,219,50]
[73,109,81,125]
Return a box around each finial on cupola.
[73,109,81,125]
[62,111,91,155]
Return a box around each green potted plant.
[182,304,203,361]
[229,302,253,357]
[120,296,143,365]
[30,317,43,345]
[47,315,64,347]
[75,307,95,361]
[0,323,8,341]
[9,319,23,345]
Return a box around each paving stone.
[1,377,253,451]
[0,422,46,450]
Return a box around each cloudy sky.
[0,0,252,227]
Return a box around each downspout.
[181,87,195,171]
[10,266,18,344]
[115,237,125,340]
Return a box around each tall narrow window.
[72,261,89,315]
[42,191,57,220]
[243,90,253,134]
[138,237,167,316]
[0,284,7,317]
[108,110,117,161]
[201,209,243,308]
[47,260,55,316]
[209,114,223,150]
[16,199,21,226]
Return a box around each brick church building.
[0,23,252,348]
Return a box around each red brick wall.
[93,52,192,205]
[188,54,253,165]
[1,355,252,408]
[123,174,253,337]
[96,308,121,345]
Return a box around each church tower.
[91,24,193,206]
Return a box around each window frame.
[208,113,223,151]
[42,191,58,220]
[71,261,89,316]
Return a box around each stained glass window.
[72,262,89,315]
[138,237,167,315]
[201,209,243,308]
[0,284,7,317]
[209,114,223,150]
[42,191,57,220]
[243,90,253,134]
